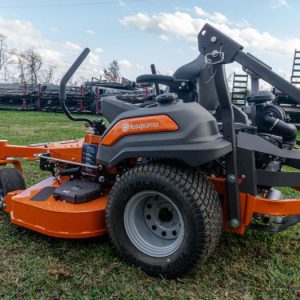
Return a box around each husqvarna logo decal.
[100,115,178,146]
[122,122,159,132]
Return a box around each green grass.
[0,111,300,299]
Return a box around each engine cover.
[98,99,232,167]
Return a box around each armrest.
[136,74,190,91]
[136,74,175,85]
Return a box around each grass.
[0,110,300,299]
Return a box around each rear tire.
[105,163,223,277]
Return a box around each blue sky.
[0,0,299,84]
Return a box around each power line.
[0,0,151,9]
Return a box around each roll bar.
[59,48,94,127]
[198,23,300,104]
[197,23,300,227]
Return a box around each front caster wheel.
[105,163,223,278]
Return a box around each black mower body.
[98,98,232,167]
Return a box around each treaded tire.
[0,168,26,196]
[105,163,223,278]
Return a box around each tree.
[0,34,13,81]
[14,50,27,84]
[42,64,56,84]
[24,48,43,85]
[103,60,120,82]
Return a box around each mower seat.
[136,55,249,125]
[102,54,248,125]
[172,55,249,124]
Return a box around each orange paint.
[4,177,107,238]
[209,176,300,234]
[0,140,46,159]
[100,115,179,146]
[0,133,100,166]
[47,139,83,163]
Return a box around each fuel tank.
[98,99,232,167]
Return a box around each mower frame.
[196,24,300,229]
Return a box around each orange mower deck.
[3,177,107,238]
[2,173,300,238]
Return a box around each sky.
[0,0,299,85]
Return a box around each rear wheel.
[105,163,223,277]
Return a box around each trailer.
[0,79,154,114]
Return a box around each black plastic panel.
[53,179,102,204]
[98,100,231,167]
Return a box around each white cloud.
[121,12,200,42]
[0,16,67,67]
[38,48,64,63]
[65,42,82,52]
[209,12,228,24]
[88,52,101,66]
[160,34,169,42]
[0,16,104,82]
[136,64,145,70]
[0,17,43,49]
[194,7,206,16]
[119,59,132,68]
[84,29,95,35]
[118,59,145,71]
[118,1,125,6]
[120,7,300,56]
[95,47,104,53]
[271,0,288,9]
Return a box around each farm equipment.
[273,49,300,123]
[0,79,152,114]
[231,72,248,106]
[1,23,300,278]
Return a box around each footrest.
[54,179,102,204]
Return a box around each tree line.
[0,34,56,85]
[0,33,122,85]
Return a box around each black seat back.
[172,54,249,124]
[171,54,219,111]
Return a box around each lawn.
[0,111,299,300]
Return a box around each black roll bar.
[198,23,300,103]
[59,48,94,126]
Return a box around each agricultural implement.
[0,80,151,114]
[0,24,300,277]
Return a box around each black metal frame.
[214,65,241,227]
[198,23,300,228]
[60,48,94,127]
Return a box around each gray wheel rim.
[123,191,184,258]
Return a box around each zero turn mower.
[1,24,300,278]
